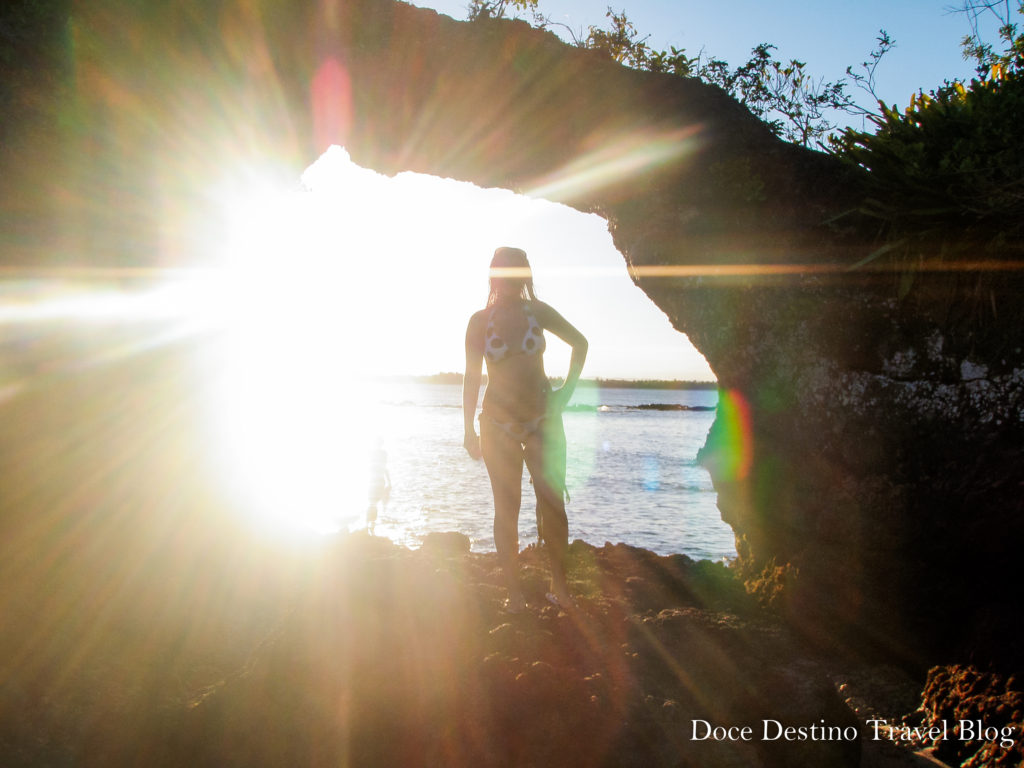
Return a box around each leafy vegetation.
[466,0,543,22]
[833,1,1024,268]
[956,0,1024,77]
[578,10,894,149]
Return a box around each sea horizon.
[373,371,720,389]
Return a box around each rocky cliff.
[3,0,1021,675]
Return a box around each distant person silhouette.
[366,441,390,534]
[463,247,587,612]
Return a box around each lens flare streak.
[525,126,704,203]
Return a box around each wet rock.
[420,530,471,555]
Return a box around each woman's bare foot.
[549,573,572,603]
[546,575,575,609]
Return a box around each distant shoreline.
[582,378,719,390]
[401,373,719,390]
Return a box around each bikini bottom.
[480,410,569,502]
[479,411,545,443]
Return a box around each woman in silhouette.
[463,247,587,612]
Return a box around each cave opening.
[191,145,734,559]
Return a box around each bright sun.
[183,144,715,538]
[194,147,507,536]
[198,152,395,536]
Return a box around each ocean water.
[366,383,736,561]
[0,309,733,561]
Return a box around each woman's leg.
[523,415,571,602]
[480,417,526,609]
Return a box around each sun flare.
[192,148,529,537]
[197,159,393,536]
[113,144,716,539]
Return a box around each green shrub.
[834,70,1024,247]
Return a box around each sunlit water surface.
[3,300,733,561]
[363,383,734,560]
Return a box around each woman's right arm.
[463,312,485,460]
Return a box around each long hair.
[487,246,536,307]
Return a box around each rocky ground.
[5,530,997,767]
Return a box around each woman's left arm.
[536,301,588,411]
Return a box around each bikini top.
[484,302,545,365]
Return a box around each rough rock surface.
[173,537,868,768]
[0,526,866,768]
